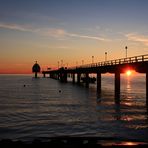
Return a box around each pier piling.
[77,73,81,84]
[85,73,89,87]
[97,72,101,94]
[146,72,148,105]
[72,73,75,83]
[115,71,120,102]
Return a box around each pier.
[42,54,148,105]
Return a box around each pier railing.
[68,54,148,70]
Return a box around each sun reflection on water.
[122,116,133,121]
[126,77,131,92]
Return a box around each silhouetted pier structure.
[32,61,40,78]
[42,54,148,105]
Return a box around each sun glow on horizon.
[125,69,137,76]
[126,70,132,76]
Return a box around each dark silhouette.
[32,61,41,78]
[42,54,148,105]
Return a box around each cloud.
[41,28,67,38]
[48,46,70,49]
[0,22,38,32]
[0,22,67,38]
[125,33,148,46]
[40,28,110,41]
[0,22,110,41]
[67,33,110,41]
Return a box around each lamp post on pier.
[76,61,78,67]
[61,60,63,67]
[82,60,84,65]
[105,52,107,61]
[66,63,68,68]
[125,46,128,58]
[58,61,59,69]
[92,56,94,64]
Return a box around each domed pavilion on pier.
[32,61,41,78]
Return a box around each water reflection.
[115,95,120,104]
[123,76,133,107]
[124,102,132,106]
[96,92,101,103]
[114,103,121,120]
[126,78,131,92]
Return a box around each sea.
[0,73,148,142]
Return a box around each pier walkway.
[42,54,148,105]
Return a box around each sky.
[0,0,148,73]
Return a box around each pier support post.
[59,72,63,82]
[97,72,101,94]
[57,73,60,80]
[115,71,120,103]
[77,73,81,84]
[146,72,148,105]
[85,73,89,87]
[35,72,38,78]
[43,73,45,78]
[56,74,58,80]
[72,73,75,83]
[64,72,67,82]
[50,73,52,78]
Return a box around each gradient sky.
[0,0,148,73]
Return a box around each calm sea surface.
[0,74,148,142]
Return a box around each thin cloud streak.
[0,22,110,42]
[0,22,38,32]
[67,33,110,41]
[126,33,148,46]
[42,28,67,38]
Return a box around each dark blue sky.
[1,0,148,25]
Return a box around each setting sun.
[126,70,132,76]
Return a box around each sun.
[126,70,132,76]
